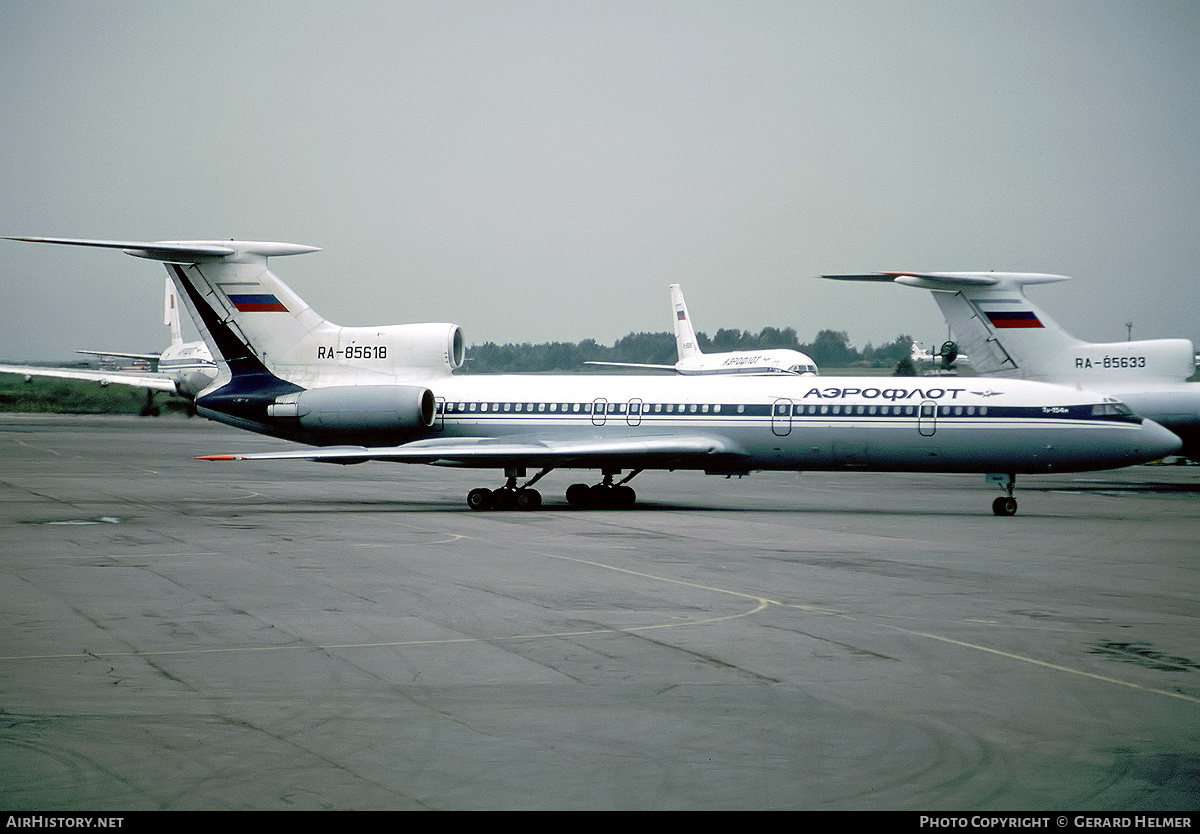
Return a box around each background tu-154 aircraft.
[0,278,216,399]
[586,283,819,376]
[824,272,1200,460]
[3,237,1180,516]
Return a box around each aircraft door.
[918,400,937,437]
[626,398,643,427]
[434,397,446,431]
[772,398,793,436]
[592,398,608,426]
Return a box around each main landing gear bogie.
[565,482,636,509]
[467,486,541,511]
[465,468,641,511]
[467,466,549,512]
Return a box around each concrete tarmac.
[1,414,1198,810]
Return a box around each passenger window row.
[437,401,992,417]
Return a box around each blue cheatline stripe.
[435,402,1136,424]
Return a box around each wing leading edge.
[198,433,748,469]
[0,364,180,392]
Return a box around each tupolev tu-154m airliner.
[5,237,1181,516]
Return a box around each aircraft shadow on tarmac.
[187,495,1167,518]
[1027,479,1200,496]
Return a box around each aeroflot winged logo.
[983,309,1043,329]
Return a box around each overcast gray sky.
[2,0,1198,362]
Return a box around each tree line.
[462,328,915,373]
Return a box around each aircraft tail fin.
[825,271,1196,382]
[670,283,702,361]
[164,276,184,346]
[826,272,1078,378]
[6,238,465,391]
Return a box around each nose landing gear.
[988,473,1018,516]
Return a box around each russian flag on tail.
[984,310,1043,329]
[228,294,289,313]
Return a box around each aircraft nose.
[1139,419,1183,460]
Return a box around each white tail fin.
[163,246,464,387]
[4,238,465,389]
[164,276,183,346]
[670,283,702,361]
[825,271,1196,383]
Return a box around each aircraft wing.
[583,361,676,371]
[198,433,748,469]
[76,349,161,362]
[0,364,179,392]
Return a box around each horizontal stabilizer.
[76,349,160,361]
[824,272,1071,291]
[822,273,913,282]
[4,237,318,263]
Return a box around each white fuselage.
[157,341,218,397]
[201,372,1180,475]
[675,349,818,376]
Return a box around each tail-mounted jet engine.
[267,385,437,443]
[362,322,465,372]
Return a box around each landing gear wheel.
[565,483,591,506]
[491,488,517,511]
[467,488,493,511]
[613,484,636,508]
[588,484,615,508]
[992,496,1017,516]
[515,488,542,510]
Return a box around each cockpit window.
[1091,402,1139,421]
[1091,402,1134,416]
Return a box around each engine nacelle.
[1064,338,1196,382]
[386,322,465,371]
[267,385,436,434]
[325,322,465,373]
